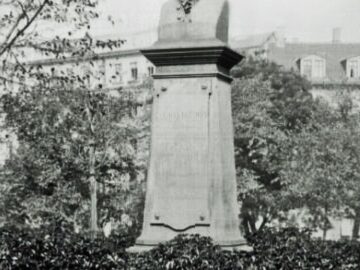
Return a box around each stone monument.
[128,0,249,251]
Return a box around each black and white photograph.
[0,0,360,269]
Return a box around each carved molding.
[141,46,243,71]
[150,222,210,233]
[153,72,233,83]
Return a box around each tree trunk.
[241,215,251,237]
[322,225,327,240]
[7,138,13,162]
[89,141,98,240]
[258,215,269,232]
[241,211,257,236]
[323,205,328,241]
[352,209,360,240]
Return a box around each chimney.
[332,28,341,44]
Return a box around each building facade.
[231,31,285,59]
[26,49,155,90]
[0,31,157,166]
[233,29,360,106]
[235,29,360,86]
[267,42,360,86]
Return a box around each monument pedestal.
[127,0,251,252]
[127,46,250,253]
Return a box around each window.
[130,62,138,81]
[302,59,312,78]
[51,67,57,77]
[301,56,326,79]
[114,63,123,83]
[66,67,74,76]
[98,63,105,77]
[97,62,105,86]
[313,59,325,78]
[83,66,91,86]
[148,66,154,76]
[349,60,359,79]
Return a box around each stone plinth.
[158,0,229,44]
[128,0,250,252]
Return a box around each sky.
[89,0,360,43]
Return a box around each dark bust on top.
[178,0,200,16]
[155,0,229,48]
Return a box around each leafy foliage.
[231,69,318,235]
[1,227,360,269]
[280,90,360,238]
[0,84,149,232]
[131,235,249,270]
[232,58,313,130]
[0,0,123,60]
[0,0,132,234]
[0,0,152,235]
[249,227,360,269]
[0,225,130,270]
[231,58,360,237]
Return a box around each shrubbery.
[0,226,131,269]
[249,228,360,269]
[1,227,359,269]
[130,234,250,270]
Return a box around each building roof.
[26,49,141,66]
[231,32,276,50]
[268,42,360,83]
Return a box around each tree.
[0,0,123,89]
[278,90,360,240]
[231,58,326,235]
[232,58,313,130]
[279,106,344,239]
[335,91,360,239]
[232,77,285,235]
[1,82,150,235]
[0,0,136,238]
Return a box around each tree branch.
[0,74,27,87]
[9,50,27,74]
[0,0,49,57]
[16,1,30,23]
[1,13,25,51]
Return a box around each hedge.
[0,226,359,269]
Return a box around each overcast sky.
[90,0,360,43]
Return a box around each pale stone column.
[128,0,250,252]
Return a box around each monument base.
[221,244,253,252]
[126,239,253,253]
[126,244,156,254]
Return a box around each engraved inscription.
[151,79,210,229]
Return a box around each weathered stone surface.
[127,0,250,253]
[128,71,249,251]
[157,0,229,46]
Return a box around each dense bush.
[0,226,131,270]
[249,228,360,269]
[1,227,359,269]
[130,234,252,270]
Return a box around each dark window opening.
[131,68,138,81]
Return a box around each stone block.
[156,0,229,48]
